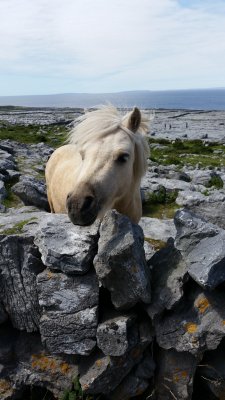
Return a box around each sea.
[0,88,225,110]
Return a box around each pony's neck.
[113,184,142,224]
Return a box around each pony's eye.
[116,153,129,163]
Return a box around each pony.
[45,105,150,225]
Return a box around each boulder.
[155,348,198,400]
[147,240,188,319]
[37,268,99,355]
[34,213,100,274]
[0,328,79,399]
[155,288,225,356]
[109,351,155,399]
[96,313,138,356]
[12,175,50,211]
[174,209,225,289]
[0,232,44,332]
[94,210,151,310]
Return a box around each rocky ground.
[0,108,225,399]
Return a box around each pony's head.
[66,106,149,225]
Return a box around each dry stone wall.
[1,207,225,399]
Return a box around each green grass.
[149,138,225,168]
[206,174,224,189]
[2,182,22,208]
[0,218,37,235]
[0,123,67,148]
[60,377,102,400]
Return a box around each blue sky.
[0,0,225,95]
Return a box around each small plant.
[60,377,99,400]
[206,174,224,189]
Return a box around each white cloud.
[0,0,225,94]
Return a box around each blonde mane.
[68,105,150,181]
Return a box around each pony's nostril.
[67,192,71,200]
[81,196,94,212]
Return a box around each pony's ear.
[122,107,141,133]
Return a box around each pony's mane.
[68,105,150,181]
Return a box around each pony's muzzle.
[66,191,99,226]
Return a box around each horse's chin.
[68,211,98,226]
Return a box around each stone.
[34,213,100,274]
[197,339,225,399]
[0,303,7,324]
[109,351,155,399]
[0,330,79,399]
[0,233,44,332]
[175,209,225,289]
[146,240,188,319]
[155,288,225,356]
[139,217,176,242]
[176,190,206,207]
[0,180,7,201]
[12,175,50,211]
[79,342,148,395]
[37,268,99,355]
[96,313,138,356]
[155,348,198,400]
[94,210,151,310]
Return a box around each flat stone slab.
[34,213,100,274]
[139,217,176,242]
[94,210,151,310]
[37,268,99,355]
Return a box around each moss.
[0,218,37,235]
[143,202,179,219]
[144,237,167,251]
[2,182,22,208]
[206,174,224,189]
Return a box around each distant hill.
[0,89,225,110]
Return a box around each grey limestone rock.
[156,348,198,400]
[37,268,99,355]
[12,175,50,211]
[0,233,44,332]
[139,217,176,242]
[109,350,155,399]
[94,210,151,310]
[34,213,100,274]
[197,339,225,399]
[0,180,7,201]
[175,209,225,289]
[79,341,149,395]
[96,313,138,356]
[0,330,79,399]
[155,288,225,356]
[147,240,188,319]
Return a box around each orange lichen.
[0,379,13,396]
[184,322,197,334]
[31,353,69,375]
[195,297,210,314]
[95,359,102,368]
[221,320,225,326]
[47,271,54,279]
[173,371,188,382]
